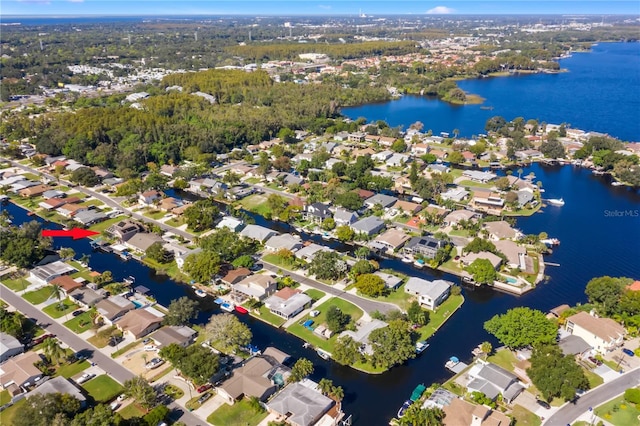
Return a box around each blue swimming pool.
[132,300,144,308]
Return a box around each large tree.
[288,358,314,383]
[145,241,173,264]
[398,404,445,426]
[123,376,157,410]
[183,199,219,232]
[164,296,199,326]
[332,335,363,365]
[15,393,82,426]
[159,343,219,385]
[198,227,258,262]
[326,305,350,333]
[355,274,386,297]
[183,251,221,283]
[70,404,123,426]
[484,307,557,349]
[466,258,498,284]
[585,276,630,315]
[205,313,252,353]
[527,344,589,402]
[308,250,347,281]
[368,319,415,369]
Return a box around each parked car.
[622,348,635,357]
[196,383,212,393]
[77,373,95,384]
[144,345,158,352]
[109,401,121,411]
[72,309,85,317]
[108,336,123,347]
[32,334,56,346]
[116,394,127,402]
[310,310,320,318]
[145,358,164,370]
[197,393,212,405]
[536,399,551,409]
[142,338,152,344]
[588,357,602,366]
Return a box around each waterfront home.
[216,216,244,232]
[350,216,385,237]
[405,277,452,311]
[493,240,526,270]
[442,397,511,426]
[0,332,24,363]
[107,220,143,242]
[516,189,535,207]
[74,209,107,226]
[240,224,278,243]
[9,180,38,193]
[374,271,403,290]
[116,309,163,339]
[266,380,335,426]
[558,335,592,357]
[49,275,84,296]
[465,360,525,403]
[411,143,429,156]
[333,208,358,227]
[265,233,303,252]
[175,247,202,270]
[393,200,423,215]
[339,319,388,355]
[125,232,164,253]
[372,150,394,162]
[440,187,469,203]
[514,149,543,160]
[220,268,252,286]
[158,196,183,212]
[303,203,332,224]
[386,153,411,167]
[462,170,497,183]
[29,376,87,407]
[57,203,89,218]
[565,311,626,355]
[0,351,42,389]
[69,287,105,308]
[264,288,312,319]
[233,275,277,301]
[38,198,68,210]
[217,350,291,404]
[459,252,502,270]
[443,210,478,227]
[95,296,135,325]
[483,221,521,241]
[472,191,505,213]
[19,184,50,198]
[373,228,411,252]
[29,261,76,285]
[295,243,332,263]
[402,236,445,260]
[149,326,197,349]
[138,190,162,206]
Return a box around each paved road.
[261,261,399,314]
[0,283,205,426]
[4,160,195,242]
[544,368,640,426]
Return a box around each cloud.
[318,4,331,9]
[426,6,455,14]
[68,0,85,2]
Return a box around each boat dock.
[445,356,468,374]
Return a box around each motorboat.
[611,181,623,186]
[397,400,413,418]
[415,341,429,355]
[445,356,460,370]
[220,302,234,312]
[317,348,331,360]
[540,238,560,246]
[194,289,207,298]
[235,305,248,314]
[547,198,565,206]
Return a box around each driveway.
[593,365,622,383]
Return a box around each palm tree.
[50,284,64,311]
[42,337,66,366]
[318,378,333,395]
[517,168,524,180]
[330,385,344,403]
[480,341,493,357]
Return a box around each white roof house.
[0,333,24,363]
[240,224,278,243]
[404,277,452,310]
[264,233,303,252]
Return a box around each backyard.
[63,309,96,334]
[82,374,124,403]
[254,305,287,327]
[415,294,464,341]
[207,399,268,426]
[42,299,79,319]
[23,286,57,305]
[239,194,272,217]
[595,394,640,426]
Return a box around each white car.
[116,394,127,402]
[77,373,95,384]
[310,310,320,318]
[144,345,158,352]
[145,358,165,370]
[109,401,121,411]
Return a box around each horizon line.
[3,12,639,17]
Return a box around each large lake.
[343,42,640,142]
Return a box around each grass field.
[83,375,124,403]
[0,390,11,405]
[239,194,272,217]
[0,397,26,425]
[87,325,120,348]
[254,305,287,327]
[511,404,541,426]
[1,276,30,291]
[207,399,268,426]
[415,294,464,341]
[584,369,604,389]
[23,286,55,304]
[487,348,519,372]
[118,403,146,419]
[55,360,90,378]
[63,309,96,334]
[304,289,325,302]
[595,394,640,426]
[143,209,167,220]
[89,216,124,234]
[42,299,79,318]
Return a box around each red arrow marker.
[41,228,101,240]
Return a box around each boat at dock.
[191,286,207,298]
[235,305,248,314]
[611,181,623,186]
[317,348,331,360]
[123,276,136,285]
[540,238,560,246]
[415,341,429,355]
[397,400,413,418]
[213,297,224,305]
[547,198,565,206]
[220,302,235,312]
[445,356,460,370]
[410,384,426,402]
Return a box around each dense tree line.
[0,221,53,268]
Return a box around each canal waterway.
[342,42,640,142]
[3,162,639,424]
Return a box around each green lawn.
[42,299,79,319]
[87,326,120,348]
[80,199,104,208]
[23,286,56,304]
[0,390,11,405]
[262,253,298,269]
[511,404,541,426]
[304,289,325,302]
[254,305,287,327]
[355,283,413,311]
[244,177,261,184]
[55,360,90,378]
[1,276,31,291]
[111,341,140,358]
[118,403,146,419]
[89,216,124,234]
[240,194,272,217]
[415,294,464,341]
[82,375,124,403]
[487,348,519,372]
[0,397,26,425]
[461,180,494,189]
[448,229,471,237]
[595,393,640,426]
[207,399,268,426]
[584,369,604,389]
[143,209,167,220]
[164,217,185,228]
[63,309,96,334]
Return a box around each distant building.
[466,360,524,403]
[339,319,388,356]
[149,326,197,349]
[403,236,445,259]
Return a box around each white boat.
[416,341,429,354]
[541,238,560,246]
[445,356,460,370]
[401,256,413,263]
[220,302,235,312]
[195,289,207,298]
[611,181,623,186]
[317,349,331,360]
[547,198,565,206]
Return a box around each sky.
[2,0,639,16]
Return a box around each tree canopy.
[527,344,589,402]
[158,343,219,385]
[368,319,415,369]
[484,307,557,349]
[164,296,199,326]
[205,313,252,353]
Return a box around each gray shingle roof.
[267,382,334,426]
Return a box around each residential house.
[356,189,375,200]
[266,381,335,426]
[426,164,451,174]
[49,275,84,296]
[373,228,410,252]
[516,189,534,207]
[91,167,113,180]
[95,296,135,325]
[466,360,524,403]
[19,184,50,198]
[484,221,521,240]
[149,326,197,349]
[264,288,312,319]
[175,248,202,270]
[74,210,107,226]
[0,333,24,363]
[240,224,278,243]
[333,208,358,227]
[29,261,76,285]
[233,275,277,301]
[29,376,87,407]
[364,193,397,209]
[57,203,89,218]
[41,189,65,200]
[295,243,331,263]
[348,132,366,143]
[303,203,332,224]
[160,164,179,177]
[405,277,452,310]
[265,233,303,252]
[339,319,388,355]
[442,397,511,426]
[69,287,105,308]
[627,281,640,292]
[493,240,526,270]
[350,216,385,237]
[443,210,479,227]
[514,149,543,160]
[440,187,469,203]
[460,252,502,270]
[125,232,164,253]
[107,220,142,242]
[139,190,162,206]
[372,150,393,162]
[158,197,183,212]
[386,153,411,167]
[116,309,163,339]
[0,351,43,389]
[462,170,497,183]
[565,311,626,355]
[351,147,376,158]
[217,350,291,404]
[220,268,252,286]
[38,198,68,210]
[403,236,445,259]
[374,272,403,290]
[393,200,423,215]
[411,143,429,156]
[216,216,244,232]
[378,136,397,147]
[558,335,592,357]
